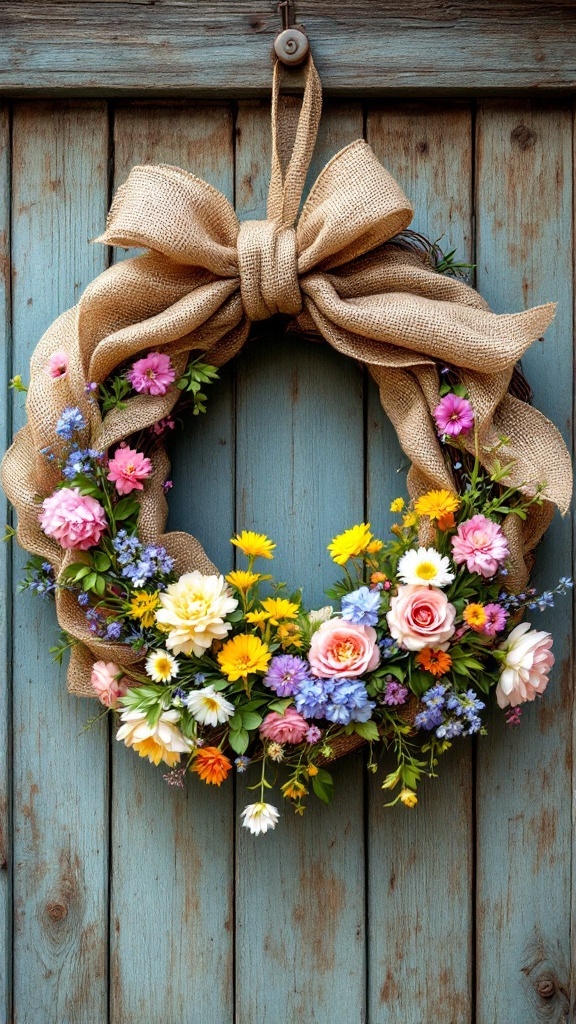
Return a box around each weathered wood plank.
[365,104,474,1024]
[0,102,12,1024]
[109,102,235,1024]
[475,102,573,1024]
[1,2,576,96]
[10,101,110,1024]
[234,100,367,1024]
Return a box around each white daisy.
[186,684,235,727]
[240,802,280,835]
[397,546,455,588]
[145,649,179,683]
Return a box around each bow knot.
[237,220,301,321]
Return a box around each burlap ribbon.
[2,56,571,697]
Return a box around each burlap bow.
[2,56,571,696]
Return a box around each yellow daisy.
[217,633,271,682]
[463,603,487,630]
[245,610,269,629]
[260,596,300,625]
[276,622,303,649]
[328,523,373,565]
[230,530,276,559]
[402,511,418,529]
[414,489,461,520]
[128,590,160,628]
[366,539,384,554]
[225,569,261,591]
[145,649,179,683]
[390,498,405,513]
[399,788,418,808]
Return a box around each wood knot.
[416,140,428,154]
[535,974,556,1000]
[46,901,68,922]
[511,124,536,150]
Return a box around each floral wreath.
[2,54,572,835]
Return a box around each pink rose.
[260,708,309,744]
[46,350,69,379]
[126,352,176,396]
[496,623,554,708]
[308,617,380,679]
[91,661,129,708]
[451,514,509,578]
[39,486,107,550]
[387,584,456,651]
[107,445,152,495]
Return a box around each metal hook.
[278,1,292,31]
[274,0,309,66]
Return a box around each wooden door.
[1,7,574,1022]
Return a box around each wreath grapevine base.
[2,53,573,834]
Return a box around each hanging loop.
[274,1,309,66]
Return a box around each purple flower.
[235,756,251,772]
[383,679,409,706]
[482,603,509,636]
[264,654,311,697]
[105,621,122,640]
[55,406,87,440]
[505,707,522,726]
[434,393,474,437]
[305,725,322,744]
[341,586,381,627]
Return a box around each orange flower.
[463,603,487,631]
[437,511,456,531]
[192,746,232,786]
[370,572,387,585]
[416,647,453,677]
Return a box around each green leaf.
[113,497,140,521]
[409,669,432,697]
[228,713,244,732]
[94,574,106,596]
[267,697,293,714]
[83,572,98,591]
[228,727,250,755]
[312,768,334,805]
[353,720,379,742]
[92,551,111,572]
[240,711,263,730]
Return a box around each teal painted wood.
[0,103,12,1024]
[109,103,235,1024]
[10,102,110,1023]
[233,101,368,1024]
[365,105,474,1024]
[475,102,573,1024]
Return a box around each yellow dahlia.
[155,571,238,657]
[116,709,191,767]
[414,489,460,520]
[225,569,261,591]
[231,530,276,559]
[217,633,271,682]
[328,523,373,565]
[129,590,160,628]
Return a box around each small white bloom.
[145,649,179,683]
[186,684,235,727]
[397,546,454,588]
[240,802,280,835]
[266,742,284,763]
[309,606,333,624]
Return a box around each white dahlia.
[186,685,235,727]
[240,802,280,836]
[155,571,238,657]
[116,708,192,767]
[397,546,455,588]
[496,622,554,708]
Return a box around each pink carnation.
[39,486,107,550]
[451,514,509,578]
[433,393,474,437]
[308,618,380,679]
[260,708,309,745]
[127,352,176,396]
[107,446,152,495]
[386,584,456,651]
[496,623,554,708]
[47,350,69,379]
[91,661,129,708]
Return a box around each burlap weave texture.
[1,55,571,697]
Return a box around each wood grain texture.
[475,102,573,1024]
[109,102,236,1024]
[10,102,110,1024]
[365,104,474,1024]
[1,2,576,96]
[234,100,368,1024]
[0,103,12,1024]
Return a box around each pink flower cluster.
[40,487,107,550]
[260,708,309,744]
[127,352,176,396]
[451,514,509,578]
[107,445,152,495]
[46,350,69,379]
[308,618,380,678]
[496,623,554,708]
